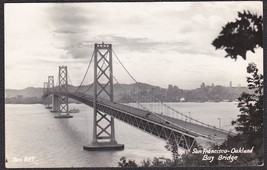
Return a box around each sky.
[5,1,263,90]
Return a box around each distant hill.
[5,83,155,97]
[5,83,250,103]
[5,87,43,98]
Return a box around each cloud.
[65,46,92,59]
[53,40,94,59]
[45,4,94,59]
[47,4,91,27]
[101,34,212,56]
[100,35,161,53]
[94,34,219,59]
[54,28,87,34]
[44,3,227,59]
[54,34,192,59]
[5,2,262,90]
[173,47,216,56]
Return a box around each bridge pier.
[50,95,59,113]
[83,142,124,151]
[47,76,59,113]
[43,97,50,108]
[45,96,52,109]
[43,82,52,109]
[83,43,124,151]
[54,66,73,119]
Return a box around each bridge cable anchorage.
[112,49,235,136]
[73,50,95,94]
[101,61,219,141]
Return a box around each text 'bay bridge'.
[42,43,235,151]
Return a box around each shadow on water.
[54,116,121,167]
[55,118,85,144]
[54,115,119,152]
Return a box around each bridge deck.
[43,91,236,150]
[104,100,229,140]
[64,92,231,141]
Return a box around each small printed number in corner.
[9,156,36,163]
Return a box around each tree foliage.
[233,63,263,134]
[230,62,263,164]
[118,63,263,167]
[117,157,138,168]
[164,139,179,163]
[212,10,262,60]
[219,134,261,166]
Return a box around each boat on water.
[69,108,80,113]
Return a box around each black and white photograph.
[4,1,264,168]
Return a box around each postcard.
[4,1,264,168]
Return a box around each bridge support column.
[51,95,59,113]
[47,76,58,113]
[83,43,124,151]
[43,82,52,109]
[45,96,52,109]
[54,66,73,118]
[46,76,54,109]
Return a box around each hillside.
[5,87,43,98]
[5,83,251,104]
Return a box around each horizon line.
[5,82,246,91]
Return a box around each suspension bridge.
[42,43,235,151]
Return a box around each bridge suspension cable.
[55,74,59,91]
[45,46,233,142]
[58,50,95,94]
[101,60,224,140]
[66,73,75,93]
[112,49,231,135]
[77,53,108,94]
[73,50,95,94]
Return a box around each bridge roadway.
[48,91,233,150]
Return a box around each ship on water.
[69,108,80,113]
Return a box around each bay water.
[5,102,239,168]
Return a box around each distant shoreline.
[5,83,250,104]
[5,101,239,105]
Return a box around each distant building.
[200,82,205,88]
[151,87,161,96]
[173,85,178,91]
[17,95,23,99]
[180,97,185,102]
[167,84,180,101]
[167,85,179,95]
[167,85,173,96]
[230,81,232,88]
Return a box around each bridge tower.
[45,76,53,109]
[43,82,48,94]
[54,66,73,118]
[43,82,49,107]
[83,43,124,151]
[48,76,58,113]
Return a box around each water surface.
[5,102,239,168]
